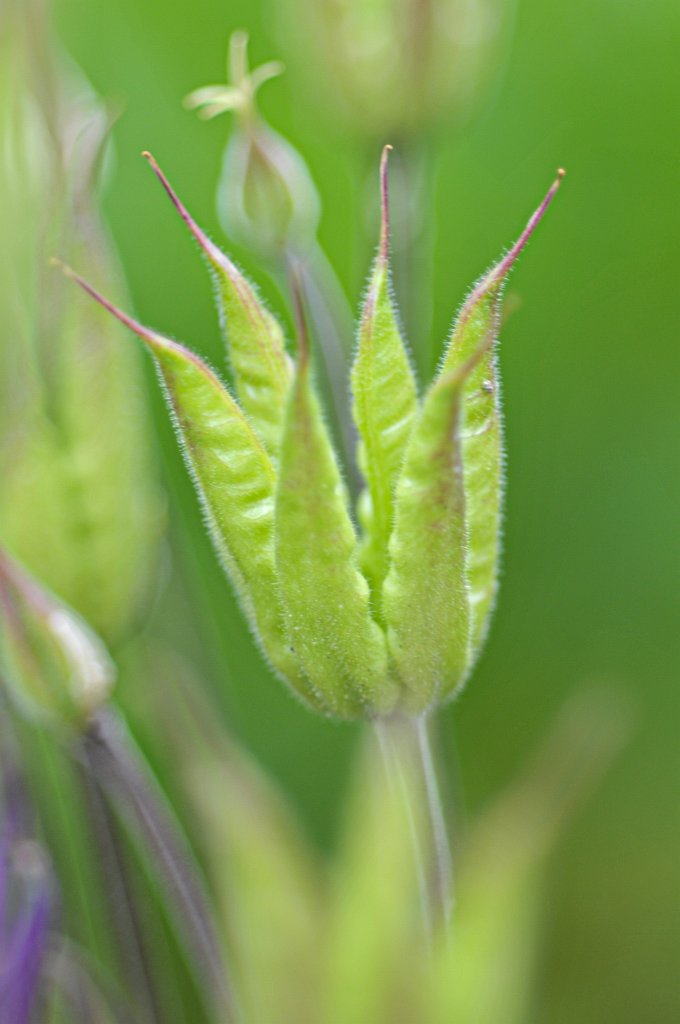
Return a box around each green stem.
[79,736,163,1024]
[374,713,454,948]
[45,938,137,1024]
[416,714,453,929]
[84,710,239,1024]
[374,716,434,949]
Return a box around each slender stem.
[84,711,239,1024]
[79,737,162,1024]
[374,714,454,949]
[45,938,138,1024]
[33,733,108,967]
[374,717,434,950]
[416,715,454,929]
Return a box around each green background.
[55,0,680,1019]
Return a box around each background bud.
[186,31,320,260]
[0,549,115,729]
[280,0,515,143]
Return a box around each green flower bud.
[0,547,115,730]
[185,31,320,259]
[283,0,515,141]
[61,153,562,719]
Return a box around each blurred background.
[6,0,680,1018]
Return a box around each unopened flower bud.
[61,152,562,720]
[185,31,320,259]
[0,548,115,729]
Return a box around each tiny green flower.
[59,155,562,719]
[185,31,320,260]
[0,547,115,729]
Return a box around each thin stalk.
[415,715,453,929]
[33,732,110,966]
[373,716,434,950]
[374,714,454,949]
[83,711,239,1024]
[78,739,162,1024]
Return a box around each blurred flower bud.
[0,548,116,730]
[282,0,515,142]
[185,31,320,260]
[429,689,629,1024]
[0,0,163,645]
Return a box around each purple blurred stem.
[82,711,239,1024]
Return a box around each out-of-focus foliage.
[429,692,629,1024]
[0,0,162,645]
[281,0,515,142]
[0,776,52,1022]
[158,677,325,1024]
[155,679,622,1024]
[322,722,429,1024]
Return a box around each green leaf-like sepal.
[383,360,479,709]
[352,146,418,616]
[275,341,392,718]
[143,154,292,459]
[438,169,565,654]
[56,266,314,704]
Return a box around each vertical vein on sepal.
[351,145,418,620]
[275,286,392,717]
